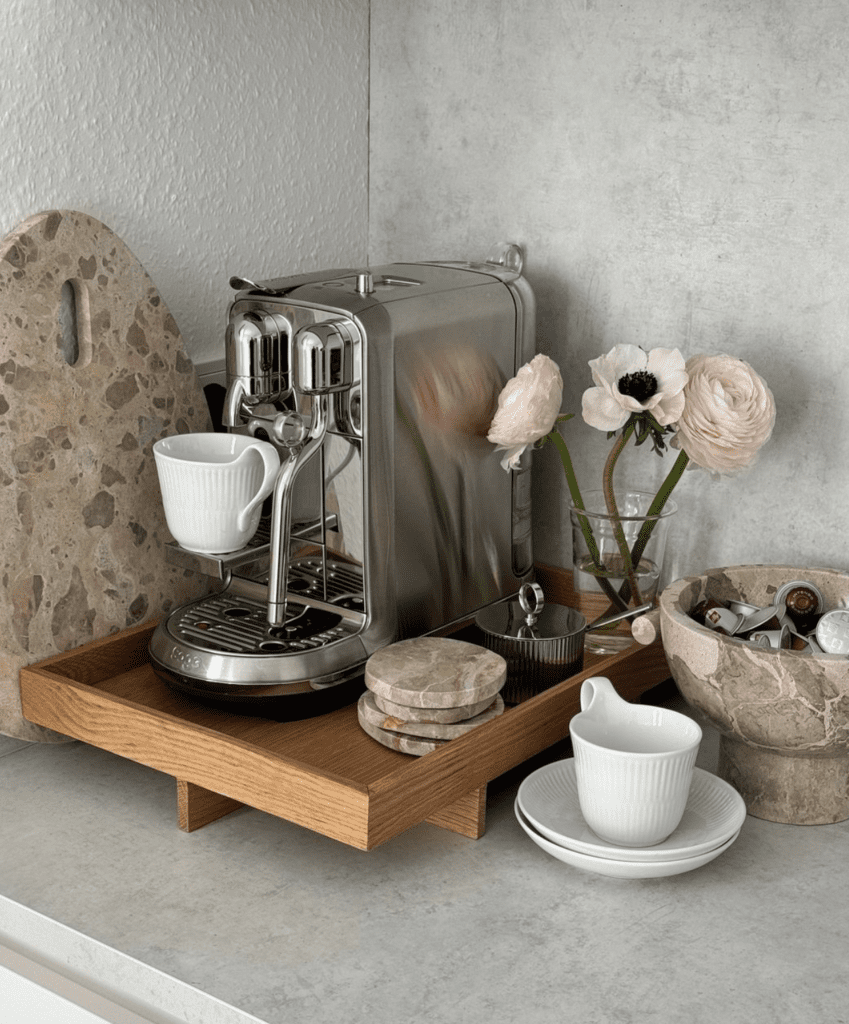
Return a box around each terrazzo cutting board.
[0,210,212,741]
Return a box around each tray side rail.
[20,660,373,849]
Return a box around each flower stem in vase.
[601,421,644,607]
[549,430,627,610]
[617,449,689,605]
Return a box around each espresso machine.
[149,244,536,717]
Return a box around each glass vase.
[569,489,677,655]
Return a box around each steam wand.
[266,397,329,628]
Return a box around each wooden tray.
[19,565,670,850]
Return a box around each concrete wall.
[3,0,846,586]
[0,0,369,366]
[370,0,849,580]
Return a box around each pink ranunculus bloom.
[487,354,563,470]
[672,354,775,474]
[582,345,688,432]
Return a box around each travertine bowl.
[659,565,849,825]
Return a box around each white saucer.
[517,759,746,863]
[515,800,741,879]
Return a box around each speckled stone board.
[0,210,212,741]
[365,637,506,709]
[358,690,504,740]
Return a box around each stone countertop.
[1,691,848,1024]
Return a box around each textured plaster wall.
[0,0,369,366]
[369,0,849,582]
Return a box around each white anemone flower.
[487,354,563,470]
[582,345,688,432]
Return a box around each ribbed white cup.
[570,677,702,847]
[153,433,279,554]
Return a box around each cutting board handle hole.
[58,279,92,368]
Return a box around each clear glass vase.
[569,489,677,655]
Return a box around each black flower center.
[617,370,658,403]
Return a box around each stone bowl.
[659,565,849,825]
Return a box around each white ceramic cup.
[153,433,279,554]
[570,677,702,848]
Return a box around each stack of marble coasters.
[358,637,507,755]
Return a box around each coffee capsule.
[775,580,824,633]
[704,606,745,636]
[741,605,782,634]
[749,624,792,650]
[782,586,821,633]
[690,598,723,626]
[728,600,760,617]
[815,610,849,656]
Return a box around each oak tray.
[19,565,670,850]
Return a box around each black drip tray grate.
[167,558,364,656]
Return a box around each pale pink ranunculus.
[672,354,775,474]
[487,354,563,470]
[582,344,688,432]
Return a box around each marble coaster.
[359,691,504,740]
[372,689,495,723]
[357,712,446,756]
[365,637,506,709]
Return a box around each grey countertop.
[2,688,848,1024]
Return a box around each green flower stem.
[548,428,625,609]
[618,448,690,603]
[601,420,643,606]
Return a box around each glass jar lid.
[476,583,586,641]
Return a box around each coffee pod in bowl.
[704,606,745,636]
[748,623,792,650]
[776,579,824,622]
[779,582,823,634]
[740,604,783,634]
[569,676,701,848]
[728,599,760,617]
[815,610,849,656]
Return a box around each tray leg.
[425,785,487,839]
[176,779,244,832]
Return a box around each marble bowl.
[659,565,849,825]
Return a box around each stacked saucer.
[359,637,507,755]
[515,759,746,879]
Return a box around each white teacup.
[570,676,702,847]
[153,433,279,554]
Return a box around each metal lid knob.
[518,583,544,637]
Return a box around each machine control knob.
[356,272,374,295]
[295,321,357,394]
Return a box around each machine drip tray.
[158,667,367,722]
[147,554,369,715]
[164,592,347,657]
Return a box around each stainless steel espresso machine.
[149,244,536,717]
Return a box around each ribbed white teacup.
[570,676,702,848]
[153,433,279,554]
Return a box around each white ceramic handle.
[579,676,616,713]
[235,441,281,530]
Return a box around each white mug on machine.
[153,433,279,554]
